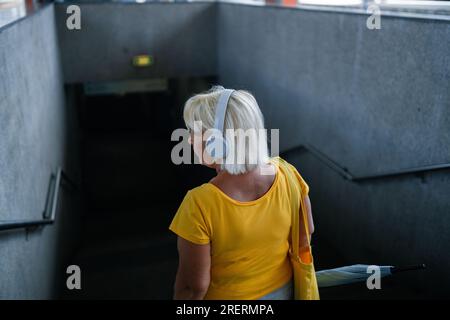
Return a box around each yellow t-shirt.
[168,156,310,300]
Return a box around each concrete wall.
[0,5,80,299]
[217,3,450,298]
[55,2,217,83]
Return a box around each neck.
[215,164,263,177]
[215,165,223,174]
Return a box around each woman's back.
[169,157,309,299]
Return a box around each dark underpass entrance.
[62,77,216,299]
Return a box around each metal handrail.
[280,144,450,182]
[0,168,77,232]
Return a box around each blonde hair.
[183,85,269,175]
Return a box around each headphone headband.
[214,89,235,134]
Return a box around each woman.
[168,86,314,300]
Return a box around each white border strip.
[218,0,450,21]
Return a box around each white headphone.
[205,88,235,160]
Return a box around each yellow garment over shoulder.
[168,156,309,300]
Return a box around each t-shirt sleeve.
[168,191,211,245]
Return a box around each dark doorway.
[63,77,217,299]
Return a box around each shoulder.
[187,183,213,200]
[271,156,309,195]
[172,185,215,227]
[269,156,293,173]
[181,184,219,210]
[269,156,288,166]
